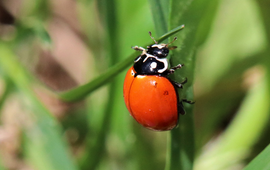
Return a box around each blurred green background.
[0,0,269,170]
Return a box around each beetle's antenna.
[166,37,177,47]
[149,31,158,44]
[168,46,177,50]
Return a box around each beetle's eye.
[163,48,169,54]
[156,47,169,58]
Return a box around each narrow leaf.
[148,0,168,36]
[167,0,212,170]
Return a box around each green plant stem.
[59,25,184,102]
[166,103,195,169]
[166,90,195,170]
[166,0,211,170]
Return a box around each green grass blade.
[195,0,220,46]
[244,143,270,170]
[148,0,168,36]
[59,25,185,102]
[0,43,79,170]
[166,0,212,170]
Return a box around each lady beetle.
[123,32,193,131]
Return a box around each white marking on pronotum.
[142,55,168,73]
[150,62,157,71]
[143,54,156,63]
[156,58,168,73]
[151,44,166,49]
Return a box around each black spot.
[163,91,169,95]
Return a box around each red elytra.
[123,67,179,131]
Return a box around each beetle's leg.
[178,102,186,115]
[174,102,185,129]
[172,78,187,88]
[182,99,195,104]
[132,46,146,52]
[171,63,184,70]
[166,64,184,75]
[149,31,158,44]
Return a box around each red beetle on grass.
[123,31,193,131]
